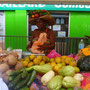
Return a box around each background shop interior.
[0,10,90,55]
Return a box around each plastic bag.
[47,49,61,59]
[81,73,90,90]
[0,78,9,90]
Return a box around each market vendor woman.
[26,10,56,55]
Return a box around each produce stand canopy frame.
[0,0,90,5]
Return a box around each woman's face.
[36,19,46,30]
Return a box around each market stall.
[0,43,90,90]
[0,1,90,90]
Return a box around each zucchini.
[9,70,22,76]
[27,70,37,87]
[26,66,34,72]
[9,73,22,87]
[21,70,28,78]
[20,86,29,90]
[9,68,26,76]
[8,75,15,81]
[14,74,30,89]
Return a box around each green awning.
[0,4,90,11]
[0,0,90,5]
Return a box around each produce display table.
[0,50,90,90]
[30,75,48,90]
[30,73,90,90]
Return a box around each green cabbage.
[47,75,62,90]
[62,76,81,88]
[58,66,75,76]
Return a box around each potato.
[4,55,17,66]
[9,52,19,59]
[3,57,8,62]
[15,61,24,70]
[0,63,9,73]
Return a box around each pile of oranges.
[48,56,79,73]
[20,55,80,73]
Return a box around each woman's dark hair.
[36,19,48,25]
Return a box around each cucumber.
[26,66,34,72]
[27,70,37,87]
[14,74,30,89]
[20,86,29,90]
[21,70,28,78]
[8,75,15,81]
[9,73,22,87]
[9,70,22,76]
[9,68,26,76]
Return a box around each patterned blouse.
[26,29,55,55]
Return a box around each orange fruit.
[37,56,43,61]
[74,67,80,73]
[33,58,40,65]
[50,58,54,62]
[42,56,50,62]
[23,61,28,67]
[70,57,75,61]
[30,54,35,60]
[27,62,33,68]
[24,56,30,62]
[40,61,45,65]
[61,59,65,62]
[47,63,51,65]
[69,61,77,67]
[20,59,24,62]
[50,62,56,67]
[53,65,61,72]
[65,57,71,64]
[61,55,68,59]
[57,63,63,68]
[61,62,66,66]
[55,57,62,63]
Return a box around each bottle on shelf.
[78,39,85,50]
